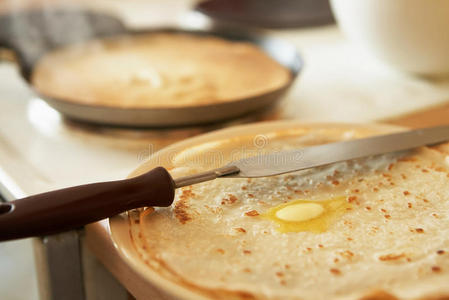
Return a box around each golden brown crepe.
[128,124,449,300]
[31,33,291,108]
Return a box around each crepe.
[31,33,291,108]
[128,124,449,300]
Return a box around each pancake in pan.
[31,33,291,108]
[128,124,449,300]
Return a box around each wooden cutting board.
[385,102,449,128]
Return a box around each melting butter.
[276,203,324,222]
[263,197,350,233]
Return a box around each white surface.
[0,239,37,300]
[275,27,449,121]
[1,14,449,300]
[331,0,449,75]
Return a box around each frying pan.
[0,8,302,127]
[108,121,404,300]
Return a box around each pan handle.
[0,13,13,50]
[0,8,128,80]
[0,167,175,242]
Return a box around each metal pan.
[0,8,302,127]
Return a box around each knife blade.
[174,125,449,187]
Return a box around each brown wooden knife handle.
[0,167,175,242]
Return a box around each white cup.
[330,0,449,76]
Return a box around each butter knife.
[1,125,448,241]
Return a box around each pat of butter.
[264,197,349,233]
[275,203,324,222]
